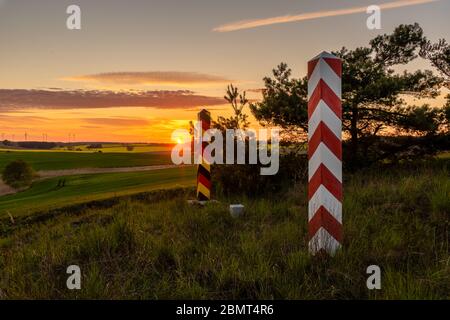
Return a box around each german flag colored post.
[197,109,212,201]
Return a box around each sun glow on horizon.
[171,130,191,145]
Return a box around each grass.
[0,166,196,218]
[0,150,173,171]
[437,151,450,159]
[0,160,448,299]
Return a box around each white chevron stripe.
[308,143,342,183]
[309,227,341,255]
[311,51,339,61]
[308,100,342,140]
[308,58,341,100]
[309,185,342,222]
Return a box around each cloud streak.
[0,89,225,111]
[213,0,441,32]
[65,71,231,86]
[83,117,154,127]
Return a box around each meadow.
[0,159,448,299]
[0,150,173,172]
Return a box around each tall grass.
[0,160,448,299]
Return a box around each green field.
[52,143,173,153]
[0,150,173,171]
[0,160,448,299]
[0,166,195,217]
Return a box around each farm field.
[0,150,173,172]
[0,159,448,299]
[0,166,196,218]
[52,143,174,153]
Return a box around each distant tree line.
[17,141,58,149]
[1,140,58,150]
[86,143,103,149]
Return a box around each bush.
[212,151,307,197]
[2,140,14,147]
[1,160,36,188]
[343,134,450,169]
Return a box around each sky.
[0,0,449,143]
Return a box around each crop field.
[0,166,196,218]
[0,150,173,172]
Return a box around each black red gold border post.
[197,109,211,201]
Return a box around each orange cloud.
[83,117,154,127]
[0,89,225,111]
[213,0,441,32]
[64,71,231,87]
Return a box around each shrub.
[2,140,14,147]
[1,160,36,188]
[212,151,307,197]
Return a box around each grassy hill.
[0,159,448,299]
[0,166,196,218]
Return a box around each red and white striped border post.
[307,52,343,255]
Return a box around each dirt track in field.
[0,181,16,196]
[0,164,191,197]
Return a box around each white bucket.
[229,204,244,218]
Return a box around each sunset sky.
[0,0,449,143]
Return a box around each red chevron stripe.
[308,122,342,160]
[308,79,342,119]
[197,173,211,189]
[309,206,343,242]
[308,163,342,201]
[307,58,320,79]
[323,58,342,78]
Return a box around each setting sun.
[171,130,191,145]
